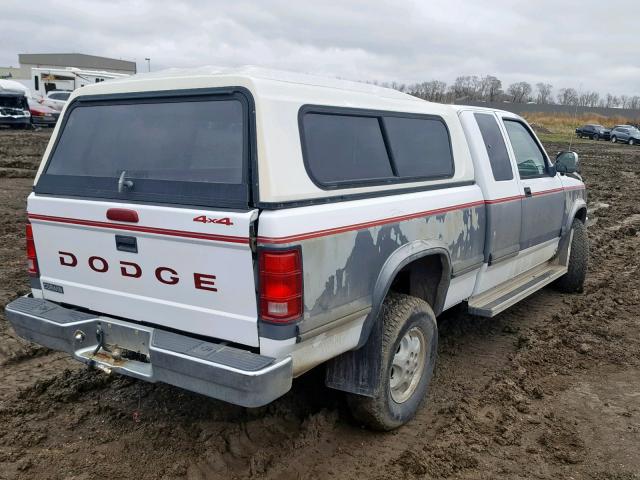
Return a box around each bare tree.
[578,91,600,107]
[535,83,553,104]
[620,95,630,109]
[407,80,449,103]
[451,75,483,101]
[604,93,620,108]
[557,87,579,106]
[388,74,639,109]
[507,82,532,103]
[481,75,503,102]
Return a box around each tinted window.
[49,92,70,100]
[474,113,513,181]
[47,99,244,183]
[302,113,393,184]
[383,116,453,178]
[37,96,250,208]
[503,120,547,178]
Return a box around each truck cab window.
[474,113,513,181]
[503,120,547,178]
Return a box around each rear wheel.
[555,218,588,293]
[347,292,438,431]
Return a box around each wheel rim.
[389,327,427,403]
[612,136,616,143]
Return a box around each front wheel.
[592,133,599,141]
[611,135,617,143]
[630,138,636,146]
[555,218,588,293]
[347,293,438,431]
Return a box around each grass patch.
[522,112,640,146]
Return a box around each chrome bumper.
[5,296,292,408]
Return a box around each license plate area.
[74,320,153,378]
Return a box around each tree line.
[375,75,640,109]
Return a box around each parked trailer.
[17,67,129,98]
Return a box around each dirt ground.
[0,129,638,480]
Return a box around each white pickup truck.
[6,67,587,430]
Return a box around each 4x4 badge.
[193,215,233,226]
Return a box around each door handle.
[524,187,532,197]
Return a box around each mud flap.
[324,314,383,397]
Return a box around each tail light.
[26,223,39,277]
[259,248,302,324]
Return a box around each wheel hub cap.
[389,327,427,403]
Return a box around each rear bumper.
[31,115,58,126]
[5,296,292,407]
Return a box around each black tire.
[611,135,617,143]
[592,133,599,141]
[347,292,438,431]
[555,218,588,293]
[630,138,636,146]
[577,133,583,138]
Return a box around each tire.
[611,136,617,143]
[347,292,438,431]
[555,218,588,293]
[592,133,599,141]
[630,138,636,146]
[577,133,583,138]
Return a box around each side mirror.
[555,151,580,174]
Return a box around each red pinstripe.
[27,186,584,246]
[258,186,584,244]
[27,213,250,245]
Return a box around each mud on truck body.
[6,67,587,430]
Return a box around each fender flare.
[355,239,452,349]
[562,198,587,236]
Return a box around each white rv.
[21,67,129,98]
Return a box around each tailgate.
[28,194,260,347]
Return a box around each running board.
[467,263,567,317]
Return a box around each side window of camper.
[382,116,453,178]
[301,107,454,188]
[302,113,393,185]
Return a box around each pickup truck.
[6,67,588,430]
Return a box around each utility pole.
[145,58,151,72]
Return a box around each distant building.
[0,53,136,96]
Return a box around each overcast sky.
[1,0,638,97]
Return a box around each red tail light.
[259,249,302,324]
[26,223,39,277]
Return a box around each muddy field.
[0,129,638,480]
